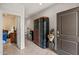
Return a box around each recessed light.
[40,3,42,5]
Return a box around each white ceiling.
[0,3,55,18]
[23,3,55,17]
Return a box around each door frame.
[0,10,25,54]
[0,11,3,55]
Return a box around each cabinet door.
[44,18,49,48]
[39,18,44,48]
[34,20,40,46]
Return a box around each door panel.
[61,12,76,36]
[61,39,78,55]
[34,20,40,46]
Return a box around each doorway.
[2,13,20,55]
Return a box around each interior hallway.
[3,39,57,55]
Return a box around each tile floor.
[3,39,57,55]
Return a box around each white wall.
[3,14,16,31]
[25,18,33,34]
[27,3,79,50]
[0,4,25,50]
[0,11,3,55]
[20,7,25,49]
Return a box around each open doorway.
[3,13,20,54]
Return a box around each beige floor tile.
[3,39,57,55]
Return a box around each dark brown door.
[34,20,40,46]
[57,10,79,55]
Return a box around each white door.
[0,11,3,55]
[16,16,21,49]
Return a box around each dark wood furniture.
[33,17,49,48]
[9,31,16,43]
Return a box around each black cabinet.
[33,17,49,48]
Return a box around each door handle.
[57,30,60,37]
[57,30,59,34]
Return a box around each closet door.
[40,17,49,48]
[39,18,44,48]
[57,11,79,55]
[34,19,40,46]
[44,18,49,48]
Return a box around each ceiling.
[23,3,55,18]
[0,3,55,18]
